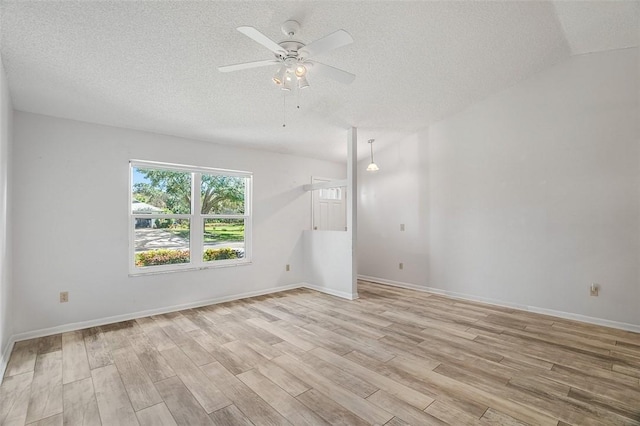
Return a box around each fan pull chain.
[297,87,300,109]
[282,92,286,127]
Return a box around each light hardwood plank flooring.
[2,281,640,425]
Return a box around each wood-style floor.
[2,281,640,426]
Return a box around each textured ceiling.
[554,0,639,55]
[1,1,638,162]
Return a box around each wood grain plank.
[135,403,178,426]
[480,407,528,425]
[161,324,215,366]
[254,361,310,397]
[345,350,488,418]
[0,371,34,426]
[127,333,176,383]
[424,400,483,425]
[35,335,62,355]
[415,367,557,425]
[91,364,138,425]
[154,377,215,426]
[5,340,38,377]
[25,351,63,424]
[159,347,230,413]
[200,361,291,426]
[272,354,393,425]
[237,369,329,425]
[310,346,434,409]
[83,328,113,370]
[383,417,410,426]
[208,404,253,426]
[6,281,640,425]
[295,389,369,426]
[366,390,444,425]
[170,313,200,333]
[27,413,63,426]
[111,348,162,411]
[198,340,253,375]
[297,351,378,399]
[223,340,270,367]
[143,327,176,352]
[62,331,91,385]
[62,377,101,426]
[99,323,134,352]
[247,318,316,351]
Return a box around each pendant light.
[366,139,379,172]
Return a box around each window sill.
[129,260,252,277]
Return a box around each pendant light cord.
[370,140,374,162]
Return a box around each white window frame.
[129,160,252,275]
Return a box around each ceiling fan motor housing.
[277,40,305,64]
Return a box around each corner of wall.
[0,57,15,379]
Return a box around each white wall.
[0,61,14,363]
[359,47,640,327]
[12,112,344,335]
[303,129,356,300]
[358,131,429,287]
[303,230,355,299]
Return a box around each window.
[319,187,342,200]
[130,160,251,274]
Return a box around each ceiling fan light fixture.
[298,75,310,89]
[294,64,307,77]
[282,77,292,91]
[272,66,286,86]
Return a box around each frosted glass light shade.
[295,64,307,77]
[366,162,379,172]
[298,75,309,89]
[272,66,286,86]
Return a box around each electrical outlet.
[400,224,405,231]
[399,262,404,270]
[60,291,69,303]
[590,283,599,297]
[285,264,290,272]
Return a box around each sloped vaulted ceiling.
[1,1,638,162]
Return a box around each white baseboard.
[11,283,304,343]
[7,282,361,350]
[358,274,640,333]
[526,306,640,333]
[302,283,358,300]
[0,336,16,381]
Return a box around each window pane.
[319,188,341,200]
[135,219,190,267]
[201,175,245,214]
[203,218,245,261]
[132,167,192,214]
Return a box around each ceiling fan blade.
[237,26,286,55]
[308,61,355,85]
[299,30,353,59]
[218,59,280,73]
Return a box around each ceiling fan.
[218,20,355,90]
